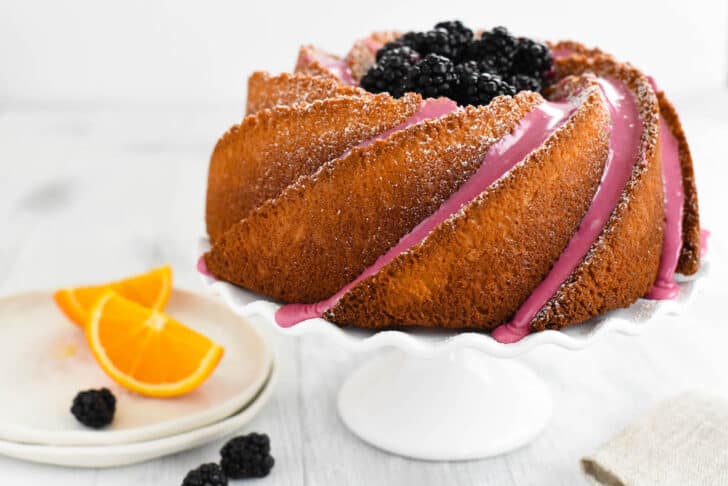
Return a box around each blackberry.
[361,46,419,97]
[220,433,275,479]
[454,60,479,82]
[182,463,227,486]
[453,60,479,93]
[456,72,515,106]
[508,74,542,93]
[398,31,426,52]
[405,53,457,98]
[511,38,552,80]
[417,29,454,57]
[434,20,473,59]
[376,39,405,61]
[70,388,116,428]
[466,26,517,75]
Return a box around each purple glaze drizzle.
[305,48,356,86]
[645,112,685,298]
[197,255,212,277]
[275,99,576,327]
[492,78,641,343]
[357,97,458,150]
[700,229,710,257]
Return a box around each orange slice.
[86,291,224,397]
[54,265,172,327]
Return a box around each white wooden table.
[1,90,726,484]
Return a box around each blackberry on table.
[511,37,553,80]
[361,46,419,97]
[220,433,275,479]
[456,72,515,106]
[405,53,457,98]
[182,463,227,486]
[70,387,116,429]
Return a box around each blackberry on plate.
[220,432,275,479]
[456,72,515,106]
[182,463,227,486]
[507,74,542,93]
[70,387,116,429]
[405,53,457,98]
[361,46,419,97]
[511,37,553,80]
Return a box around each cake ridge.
[528,53,663,333]
[203,30,701,340]
[205,92,543,303]
[246,71,364,115]
[205,91,422,241]
[326,79,611,329]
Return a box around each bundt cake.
[202,23,703,343]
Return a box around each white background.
[2,1,728,484]
[1,0,727,104]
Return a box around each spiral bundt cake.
[203,23,702,342]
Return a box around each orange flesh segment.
[53,265,172,326]
[86,291,224,398]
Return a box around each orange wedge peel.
[54,265,172,327]
[85,290,224,398]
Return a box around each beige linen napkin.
[582,392,728,486]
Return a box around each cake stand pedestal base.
[337,348,552,461]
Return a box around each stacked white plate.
[0,289,275,468]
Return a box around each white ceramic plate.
[0,364,277,468]
[200,238,709,359]
[0,289,272,446]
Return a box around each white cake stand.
[200,252,708,461]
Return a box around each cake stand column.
[337,347,552,461]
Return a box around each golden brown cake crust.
[549,40,701,276]
[346,31,401,81]
[205,92,421,242]
[530,55,663,331]
[205,93,543,303]
[246,71,363,115]
[294,45,344,81]
[328,80,610,329]
[204,37,700,335]
[656,91,700,275]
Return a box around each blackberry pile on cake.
[203,22,702,343]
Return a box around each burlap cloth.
[582,392,728,485]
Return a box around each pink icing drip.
[197,255,212,277]
[700,229,710,257]
[551,49,573,58]
[307,49,356,86]
[492,78,642,343]
[362,37,383,53]
[275,99,577,327]
[645,111,684,299]
[357,97,458,150]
